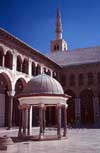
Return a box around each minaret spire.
[50,8,68,52]
[56,8,62,40]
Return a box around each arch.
[57,45,59,50]
[0,72,12,91]
[5,51,13,69]
[43,68,51,76]
[16,55,22,72]
[0,46,4,66]
[54,44,59,51]
[54,45,57,51]
[22,58,29,74]
[65,89,75,126]
[47,70,51,76]
[80,89,94,125]
[15,78,26,95]
[32,62,36,76]
[36,64,41,75]
[13,78,27,126]
[43,67,46,74]
[0,72,12,127]
[53,71,57,79]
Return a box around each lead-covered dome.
[23,74,64,95]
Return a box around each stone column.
[2,55,5,67]
[22,109,26,136]
[48,107,52,126]
[7,90,15,129]
[27,106,32,136]
[43,106,46,134]
[63,104,67,137]
[28,59,32,76]
[18,109,22,137]
[75,97,81,126]
[12,51,17,72]
[93,97,100,124]
[39,104,44,139]
[57,104,61,139]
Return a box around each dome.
[23,74,64,95]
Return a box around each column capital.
[7,90,15,97]
[18,104,30,110]
[57,103,61,108]
[65,104,68,109]
[39,103,45,108]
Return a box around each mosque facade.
[0,9,100,128]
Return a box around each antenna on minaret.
[56,8,63,40]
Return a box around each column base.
[39,134,44,140]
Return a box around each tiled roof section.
[48,47,100,67]
[0,28,61,68]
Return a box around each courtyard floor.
[0,128,100,153]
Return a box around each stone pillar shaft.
[75,97,81,125]
[8,96,13,129]
[2,55,5,67]
[93,97,100,124]
[22,110,26,135]
[57,104,61,139]
[39,104,44,139]
[63,106,67,137]
[27,106,32,136]
[18,109,22,137]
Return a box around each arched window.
[32,62,36,76]
[16,55,22,72]
[36,64,41,75]
[54,46,57,51]
[88,72,94,85]
[57,45,59,50]
[47,70,51,76]
[61,74,66,86]
[5,51,13,69]
[53,71,57,79]
[78,73,84,86]
[97,72,100,84]
[54,44,59,51]
[22,59,29,74]
[43,67,46,74]
[0,47,4,66]
[69,74,75,86]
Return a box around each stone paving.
[0,128,100,153]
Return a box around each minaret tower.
[50,8,68,53]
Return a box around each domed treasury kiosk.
[17,74,69,140]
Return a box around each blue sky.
[0,0,100,54]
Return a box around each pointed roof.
[56,8,63,39]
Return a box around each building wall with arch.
[62,63,100,126]
[0,29,100,127]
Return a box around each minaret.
[56,8,63,40]
[50,8,68,53]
